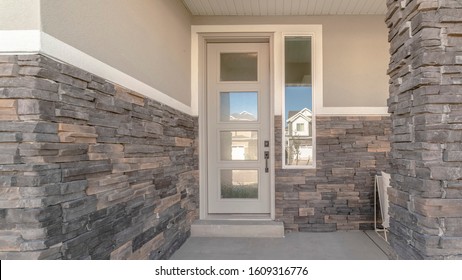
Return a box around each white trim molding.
[0,30,193,115]
[0,30,40,53]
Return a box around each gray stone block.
[62,161,112,179]
[88,81,115,95]
[0,64,19,77]
[4,206,62,224]
[15,169,62,187]
[60,95,95,109]
[61,64,92,82]
[90,75,106,84]
[96,101,126,114]
[88,111,128,128]
[0,77,58,92]
[0,132,22,142]
[444,151,462,162]
[143,122,163,135]
[124,144,163,154]
[21,133,59,143]
[62,196,97,222]
[17,54,62,70]
[19,66,87,89]
[0,56,17,63]
[58,84,95,102]
[0,88,59,101]
[113,99,132,111]
[55,109,90,121]
[0,121,57,134]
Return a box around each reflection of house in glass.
[285,108,313,165]
[220,111,258,161]
[221,111,259,198]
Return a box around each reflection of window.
[221,131,258,161]
[283,36,315,168]
[231,146,245,160]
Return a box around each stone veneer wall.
[386,0,462,259]
[0,54,199,259]
[275,115,391,232]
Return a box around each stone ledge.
[191,220,284,238]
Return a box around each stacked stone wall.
[0,54,198,259]
[275,115,391,232]
[386,0,462,259]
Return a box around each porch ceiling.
[182,0,387,16]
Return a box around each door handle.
[264,151,269,173]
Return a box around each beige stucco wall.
[41,0,192,106]
[0,0,40,30]
[192,15,389,107]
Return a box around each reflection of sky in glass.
[223,92,258,116]
[220,89,311,122]
[285,86,312,120]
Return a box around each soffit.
[182,0,387,16]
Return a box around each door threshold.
[191,220,284,238]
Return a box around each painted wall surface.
[192,15,389,107]
[0,0,40,30]
[40,0,192,106]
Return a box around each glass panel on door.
[220,92,258,122]
[220,130,258,161]
[220,169,259,199]
[220,53,258,81]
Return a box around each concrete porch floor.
[171,231,392,260]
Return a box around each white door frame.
[194,31,275,220]
[192,25,323,220]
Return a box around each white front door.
[206,42,270,214]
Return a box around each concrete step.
[191,220,284,238]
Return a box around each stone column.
[386,0,462,259]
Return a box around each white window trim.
[281,32,320,169]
